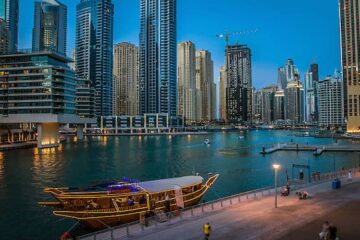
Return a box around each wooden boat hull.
[43,174,219,230]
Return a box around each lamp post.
[273,164,280,208]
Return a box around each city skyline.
[17,0,340,89]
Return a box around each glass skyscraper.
[139,0,177,116]
[76,0,114,117]
[32,0,67,55]
[0,0,18,52]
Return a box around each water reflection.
[0,152,4,181]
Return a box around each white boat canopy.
[138,176,204,193]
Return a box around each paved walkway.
[123,176,360,240]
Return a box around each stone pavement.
[124,176,360,240]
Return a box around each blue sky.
[19,0,340,89]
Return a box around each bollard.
[246,194,249,200]
[191,207,194,216]
[126,224,130,237]
[230,198,232,205]
[211,202,214,210]
[180,211,183,220]
[141,223,144,231]
[221,200,223,207]
[111,230,114,240]
[238,195,241,202]
[94,234,97,240]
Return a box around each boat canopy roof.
[138,176,204,193]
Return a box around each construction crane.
[216,29,258,46]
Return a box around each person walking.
[348,170,353,182]
[203,222,211,240]
[319,221,329,240]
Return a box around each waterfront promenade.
[79,172,360,240]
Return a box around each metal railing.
[78,167,359,240]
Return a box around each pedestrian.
[328,225,339,240]
[203,222,211,240]
[319,221,329,240]
[348,170,353,182]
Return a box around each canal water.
[0,130,359,240]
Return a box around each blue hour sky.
[19,0,340,89]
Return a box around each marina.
[0,130,359,239]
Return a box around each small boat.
[39,175,219,230]
[204,139,211,145]
[238,136,245,140]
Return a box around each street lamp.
[273,164,280,208]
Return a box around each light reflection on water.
[0,130,358,240]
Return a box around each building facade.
[139,0,177,116]
[219,66,227,122]
[304,70,316,123]
[76,78,95,119]
[0,18,8,54]
[177,41,196,122]
[285,75,304,124]
[195,50,215,121]
[252,90,262,124]
[0,51,76,116]
[318,75,344,128]
[0,0,18,52]
[339,0,360,132]
[261,85,277,124]
[274,90,285,121]
[113,42,139,116]
[76,0,114,117]
[225,44,252,124]
[32,0,67,55]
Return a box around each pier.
[260,143,360,156]
[78,170,360,240]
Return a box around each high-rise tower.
[139,0,177,116]
[177,41,196,122]
[32,0,67,54]
[113,42,139,116]
[339,0,360,132]
[225,44,252,123]
[76,0,114,116]
[0,0,18,52]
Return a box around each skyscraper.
[339,0,360,132]
[113,42,139,116]
[177,41,196,122]
[304,70,316,122]
[277,67,287,90]
[261,85,277,124]
[219,66,227,121]
[274,90,285,121]
[139,0,177,116]
[0,18,8,54]
[285,74,304,124]
[32,0,67,54]
[318,74,344,128]
[0,0,18,52]
[196,50,214,121]
[225,44,252,123]
[76,0,114,117]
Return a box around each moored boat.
[39,174,219,229]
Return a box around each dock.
[260,143,360,156]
